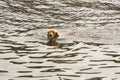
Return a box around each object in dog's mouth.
[47,29,60,47]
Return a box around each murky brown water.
[0,0,120,80]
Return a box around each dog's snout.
[49,33,52,37]
[48,33,54,38]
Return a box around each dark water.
[0,0,120,80]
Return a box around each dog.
[47,29,60,46]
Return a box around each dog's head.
[47,29,60,39]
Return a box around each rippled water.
[0,0,120,80]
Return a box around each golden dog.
[47,29,60,46]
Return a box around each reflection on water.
[0,0,120,80]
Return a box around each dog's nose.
[49,33,54,38]
[49,34,52,37]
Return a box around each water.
[0,0,120,80]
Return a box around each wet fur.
[47,29,60,46]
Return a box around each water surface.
[0,0,120,80]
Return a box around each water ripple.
[0,0,120,80]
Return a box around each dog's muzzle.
[48,33,54,38]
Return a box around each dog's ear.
[55,32,59,38]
